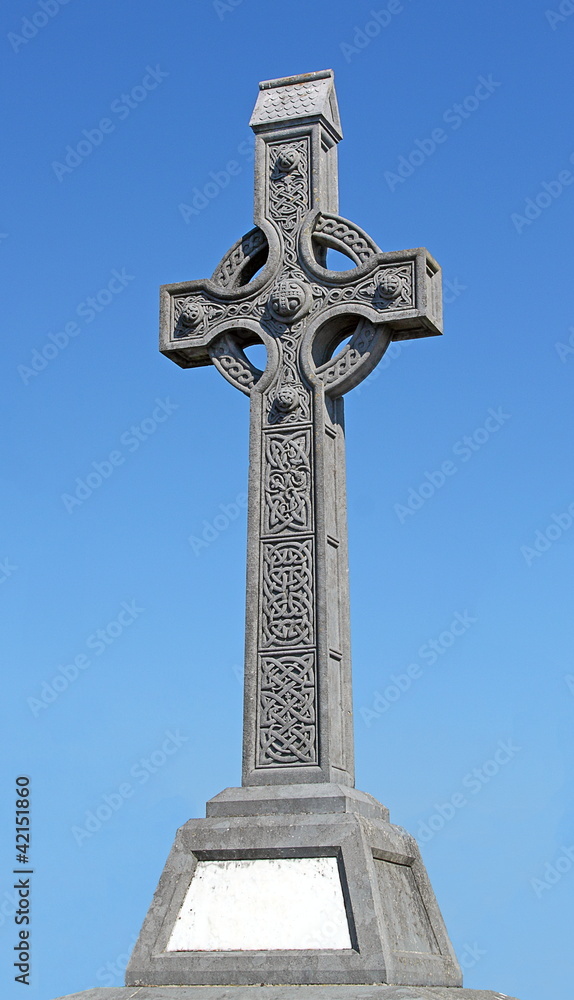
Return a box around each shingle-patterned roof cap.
[250,70,342,139]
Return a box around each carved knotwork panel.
[268,138,310,271]
[262,317,312,425]
[261,538,314,648]
[264,428,312,535]
[173,288,270,342]
[323,262,415,312]
[258,651,317,766]
[173,297,225,339]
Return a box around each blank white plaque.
[166,856,352,951]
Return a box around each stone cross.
[160,69,442,789]
[51,70,518,1000]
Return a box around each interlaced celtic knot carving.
[261,539,314,648]
[258,652,317,765]
[264,317,312,425]
[264,430,312,535]
[321,262,415,312]
[269,139,309,254]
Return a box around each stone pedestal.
[51,789,521,1000]
[123,786,460,989]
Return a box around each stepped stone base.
[52,789,520,1000]
[55,986,519,1000]
[124,786,462,988]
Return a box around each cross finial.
[250,70,342,139]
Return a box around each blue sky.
[1,1,573,998]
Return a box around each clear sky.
[1,2,573,999]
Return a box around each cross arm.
[299,211,443,342]
[159,223,281,394]
[159,273,279,395]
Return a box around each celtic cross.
[160,70,442,788]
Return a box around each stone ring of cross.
[161,203,441,406]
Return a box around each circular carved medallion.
[275,149,300,174]
[179,299,205,330]
[377,271,403,300]
[268,279,310,323]
[274,385,300,415]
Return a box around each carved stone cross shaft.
[160,70,442,788]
